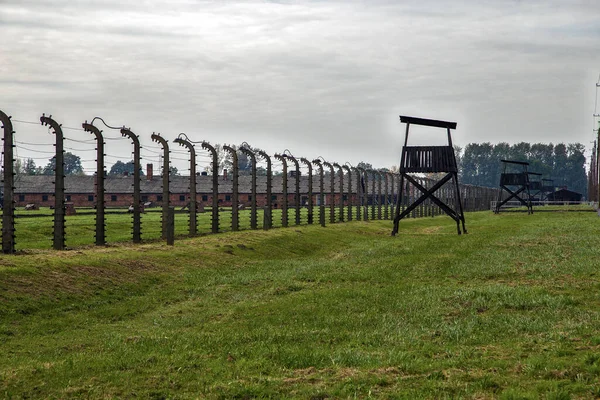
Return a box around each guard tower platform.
[391,116,467,235]
[495,160,532,214]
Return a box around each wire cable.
[11,119,40,126]
[65,137,97,144]
[14,140,54,146]
[61,126,84,132]
[89,117,123,130]
[64,147,95,153]
[14,145,56,154]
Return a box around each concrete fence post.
[223,145,239,231]
[82,121,106,245]
[300,158,314,224]
[40,114,66,250]
[333,163,345,222]
[166,206,175,245]
[240,145,258,229]
[312,159,326,227]
[151,133,170,238]
[120,127,142,243]
[0,110,15,253]
[201,142,219,234]
[343,165,352,221]
[285,153,301,225]
[274,154,288,228]
[323,161,335,223]
[174,134,197,236]
[257,150,272,230]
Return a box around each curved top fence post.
[223,145,239,231]
[312,159,326,227]
[356,167,367,221]
[1,110,15,254]
[257,150,272,230]
[284,152,301,225]
[300,158,313,224]
[323,161,335,223]
[151,133,170,238]
[274,153,288,228]
[120,127,142,243]
[174,134,197,236]
[82,121,106,245]
[351,167,361,221]
[342,164,352,222]
[201,141,219,233]
[333,163,344,222]
[40,114,66,250]
[240,144,258,230]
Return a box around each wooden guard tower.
[527,172,543,202]
[391,116,467,235]
[541,179,554,200]
[494,160,532,214]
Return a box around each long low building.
[12,165,497,211]
[12,168,374,209]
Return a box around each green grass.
[2,210,600,398]
[13,205,393,249]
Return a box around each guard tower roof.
[399,116,457,130]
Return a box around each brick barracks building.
[13,164,370,209]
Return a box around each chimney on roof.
[223,168,228,181]
[147,163,153,181]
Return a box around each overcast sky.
[2,0,600,174]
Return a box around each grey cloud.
[2,0,600,173]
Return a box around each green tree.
[460,143,493,186]
[490,142,511,186]
[553,143,568,188]
[14,158,23,177]
[356,162,373,170]
[566,143,587,196]
[459,141,588,192]
[42,152,84,175]
[25,158,42,175]
[109,160,144,176]
[529,143,554,177]
[509,142,531,162]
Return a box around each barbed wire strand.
[15,145,56,154]
[65,137,96,144]
[14,140,54,147]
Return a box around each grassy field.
[1,210,600,398]
[13,205,394,250]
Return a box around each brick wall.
[14,192,362,209]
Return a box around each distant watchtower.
[527,172,543,202]
[494,160,532,214]
[391,116,467,235]
[541,178,554,200]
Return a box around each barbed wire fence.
[1,110,499,253]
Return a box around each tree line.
[457,142,587,196]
